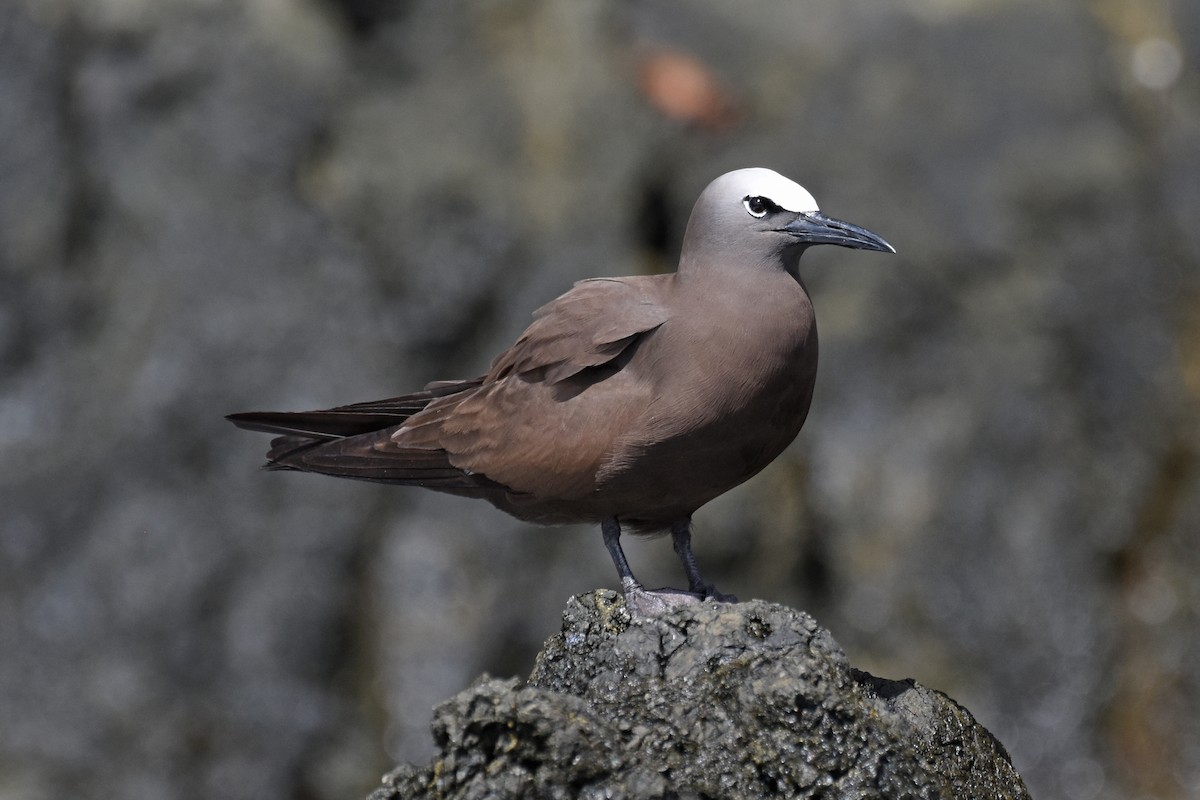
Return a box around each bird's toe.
[622,584,706,618]
[701,585,738,603]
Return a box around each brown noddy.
[228,168,893,615]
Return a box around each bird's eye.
[743,196,774,218]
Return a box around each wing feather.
[487,277,669,384]
[226,378,483,438]
[230,276,672,512]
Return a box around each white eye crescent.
[743,196,773,218]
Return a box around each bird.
[228,167,893,615]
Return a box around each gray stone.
[371,592,1029,799]
[2,0,1198,798]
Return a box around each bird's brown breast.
[591,276,817,526]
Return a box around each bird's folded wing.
[226,378,484,439]
[486,277,670,385]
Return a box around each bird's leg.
[604,517,705,617]
[671,519,738,603]
[602,516,643,595]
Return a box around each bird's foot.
[623,585,702,618]
[695,584,738,603]
[621,578,736,618]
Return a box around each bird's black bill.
[781,211,895,253]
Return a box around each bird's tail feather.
[256,427,508,495]
[228,377,501,494]
[226,377,485,439]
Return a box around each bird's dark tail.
[226,378,482,439]
[226,377,500,494]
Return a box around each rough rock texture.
[371,592,1030,800]
[2,1,1198,799]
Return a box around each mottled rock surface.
[372,592,1029,799]
[3,1,1198,799]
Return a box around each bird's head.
[680,167,894,276]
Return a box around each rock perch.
[371,592,1030,799]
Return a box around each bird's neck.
[673,265,815,351]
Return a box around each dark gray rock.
[371,591,1029,800]
[3,0,1198,798]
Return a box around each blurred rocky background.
[1,0,1197,798]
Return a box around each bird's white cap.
[726,167,819,213]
